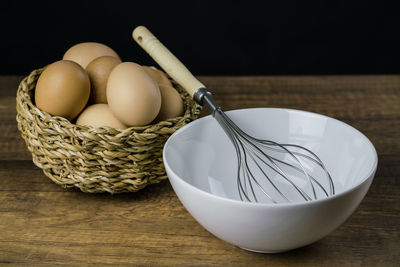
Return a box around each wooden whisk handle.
[132,26,206,98]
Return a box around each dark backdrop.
[1,1,399,75]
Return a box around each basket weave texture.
[16,67,201,193]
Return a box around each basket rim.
[17,66,202,136]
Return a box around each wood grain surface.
[0,75,399,266]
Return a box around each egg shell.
[35,60,90,120]
[107,62,161,126]
[155,84,184,121]
[63,42,119,69]
[143,66,173,87]
[76,104,127,130]
[86,56,122,104]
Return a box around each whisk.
[133,26,335,203]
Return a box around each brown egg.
[63,42,119,69]
[156,84,184,121]
[76,104,127,129]
[35,60,90,120]
[143,66,172,87]
[86,56,122,104]
[107,62,161,126]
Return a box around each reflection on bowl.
[163,108,377,253]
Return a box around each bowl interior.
[164,108,377,204]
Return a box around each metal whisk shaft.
[194,88,335,204]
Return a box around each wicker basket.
[16,67,201,193]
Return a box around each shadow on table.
[66,179,173,201]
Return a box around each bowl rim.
[163,107,378,208]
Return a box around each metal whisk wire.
[214,108,335,203]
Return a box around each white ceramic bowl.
[163,108,377,253]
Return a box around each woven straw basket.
[16,67,201,193]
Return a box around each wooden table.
[0,75,399,266]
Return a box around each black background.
[1,1,399,75]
